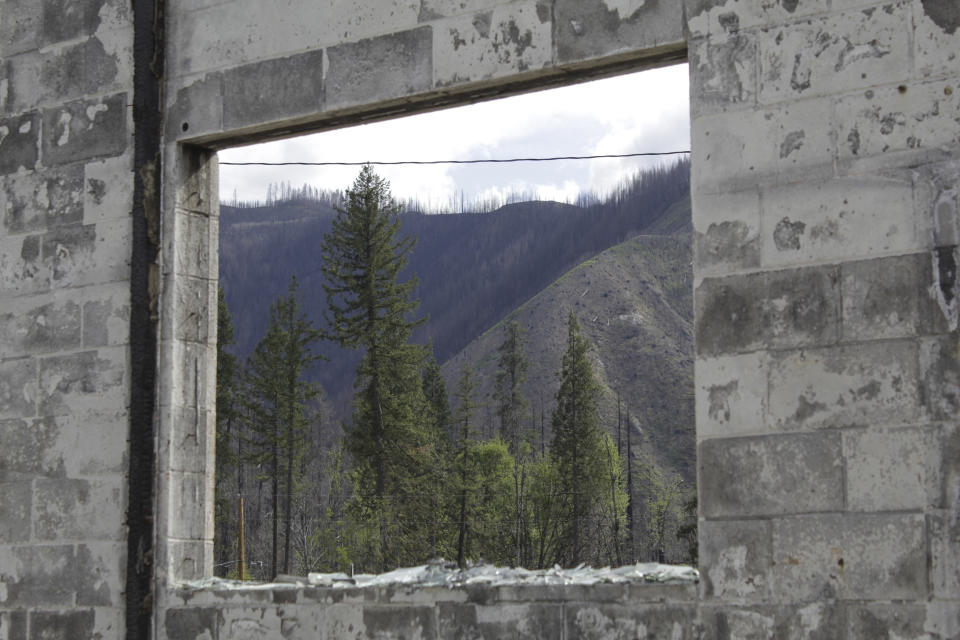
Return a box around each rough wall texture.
[689,0,960,637]
[0,0,134,637]
[2,0,959,637]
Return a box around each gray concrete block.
[0,358,37,420]
[920,336,960,422]
[432,2,552,87]
[700,432,844,518]
[836,77,960,163]
[563,603,697,639]
[38,349,125,418]
[2,164,84,235]
[41,93,127,166]
[696,352,767,440]
[930,511,960,599]
[758,4,910,103]
[0,481,32,542]
[5,38,119,112]
[28,609,95,640]
[0,234,50,296]
[41,224,97,284]
[0,0,43,56]
[165,404,214,474]
[689,33,757,116]
[554,0,684,63]
[843,425,939,512]
[161,274,216,344]
[771,513,927,601]
[691,98,834,194]
[39,0,106,46]
[438,602,562,639]
[0,416,59,480]
[166,470,210,541]
[704,601,844,640]
[0,610,27,640]
[163,608,220,640]
[847,602,932,640]
[174,148,216,215]
[692,189,761,275]
[83,154,133,225]
[42,220,130,290]
[941,421,960,511]
[326,27,433,112]
[167,72,223,141]
[75,542,124,606]
[695,265,839,356]
[171,210,217,281]
[916,0,960,78]
[362,604,437,638]
[82,284,130,348]
[767,341,920,431]
[33,477,124,541]
[841,253,931,341]
[685,0,832,37]
[760,176,917,269]
[0,297,82,358]
[0,113,40,175]
[699,519,771,601]
[0,544,76,606]
[222,50,323,130]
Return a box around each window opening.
[212,64,694,582]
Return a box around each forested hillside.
[219,159,690,415]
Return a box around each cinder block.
[171,210,217,281]
[166,72,223,141]
[41,93,127,166]
[0,0,43,56]
[0,113,40,175]
[700,601,844,640]
[919,336,960,421]
[836,78,960,162]
[843,425,939,512]
[36,412,127,477]
[164,539,209,582]
[757,4,910,103]
[941,421,960,510]
[2,164,84,235]
[563,603,697,640]
[419,0,506,19]
[163,608,220,640]
[83,153,134,225]
[222,50,324,130]
[174,147,216,215]
[699,432,844,518]
[760,176,917,269]
[684,0,832,38]
[689,33,757,116]
[696,352,767,439]
[841,253,933,341]
[75,542,125,606]
[38,348,126,418]
[5,39,120,113]
[82,283,131,348]
[0,481,32,542]
[699,519,771,601]
[28,609,96,640]
[0,296,82,358]
[767,341,920,431]
[326,27,433,112]
[846,602,930,640]
[0,544,75,606]
[695,265,839,356]
[0,416,59,479]
[33,477,125,541]
[42,219,131,290]
[915,0,960,79]
[771,513,927,601]
[929,512,960,598]
[691,99,834,194]
[166,470,210,541]
[432,2,552,87]
[0,610,27,639]
[0,234,50,295]
[554,0,684,63]
[0,357,37,420]
[160,274,216,345]
[439,602,563,639]
[39,0,106,46]
[692,189,761,275]
[360,604,437,639]
[165,404,214,474]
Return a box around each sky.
[218,63,689,210]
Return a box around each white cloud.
[219,63,689,207]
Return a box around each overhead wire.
[219,150,691,167]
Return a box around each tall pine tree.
[320,166,428,570]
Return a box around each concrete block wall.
[0,0,134,637]
[689,0,960,636]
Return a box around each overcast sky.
[218,63,689,210]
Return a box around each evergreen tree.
[550,312,616,566]
[214,287,240,576]
[243,277,322,577]
[494,321,529,455]
[320,166,428,570]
